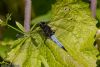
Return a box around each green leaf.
[96,0,100,26]
[6,13,12,24]
[31,11,51,25]
[0,20,6,26]
[16,22,25,32]
[0,45,10,59]
[48,1,97,67]
[96,9,100,21]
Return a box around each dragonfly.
[39,22,67,51]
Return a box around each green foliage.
[31,11,51,25]
[0,19,6,26]
[49,1,98,67]
[96,0,100,24]
[0,0,98,67]
[16,22,25,32]
[32,0,56,16]
[0,45,10,59]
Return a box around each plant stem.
[24,0,31,32]
[90,0,97,18]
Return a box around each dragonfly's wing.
[50,35,67,51]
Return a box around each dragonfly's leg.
[44,37,47,44]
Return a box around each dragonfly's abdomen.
[51,35,67,51]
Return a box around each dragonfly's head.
[39,22,47,29]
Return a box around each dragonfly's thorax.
[39,22,54,37]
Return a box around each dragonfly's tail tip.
[61,46,67,52]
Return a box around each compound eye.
[52,31,55,34]
[41,22,45,24]
[39,22,46,26]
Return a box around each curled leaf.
[16,22,25,32]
